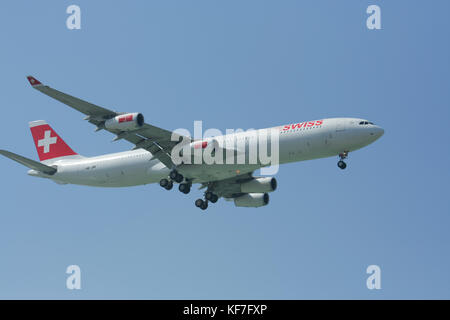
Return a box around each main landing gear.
[195,198,208,210]
[169,170,183,183]
[337,151,348,170]
[205,191,218,203]
[159,178,173,190]
[195,191,219,211]
[159,169,220,211]
[160,169,184,191]
[179,182,191,194]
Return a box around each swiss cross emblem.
[38,130,57,153]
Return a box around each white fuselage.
[28,118,384,187]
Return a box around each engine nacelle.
[234,193,269,208]
[240,177,277,193]
[105,113,144,131]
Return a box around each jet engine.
[234,193,269,208]
[240,177,277,193]
[105,113,144,131]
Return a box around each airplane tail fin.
[29,120,81,161]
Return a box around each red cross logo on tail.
[29,120,77,161]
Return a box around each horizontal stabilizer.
[0,149,57,175]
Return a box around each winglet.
[26,76,43,87]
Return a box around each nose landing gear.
[337,151,348,170]
[337,160,347,170]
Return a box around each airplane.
[0,76,384,210]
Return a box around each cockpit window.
[359,121,375,125]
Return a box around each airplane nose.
[370,126,384,139]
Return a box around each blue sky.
[0,0,449,299]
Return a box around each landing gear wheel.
[179,183,191,194]
[200,200,208,210]
[160,178,168,188]
[169,170,184,183]
[165,180,173,190]
[210,194,218,203]
[205,191,219,203]
[337,160,347,170]
[195,199,204,208]
[169,170,178,180]
[175,174,183,183]
[160,178,169,188]
[195,199,208,210]
[337,151,348,170]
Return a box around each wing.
[26,76,189,168]
[0,149,57,175]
